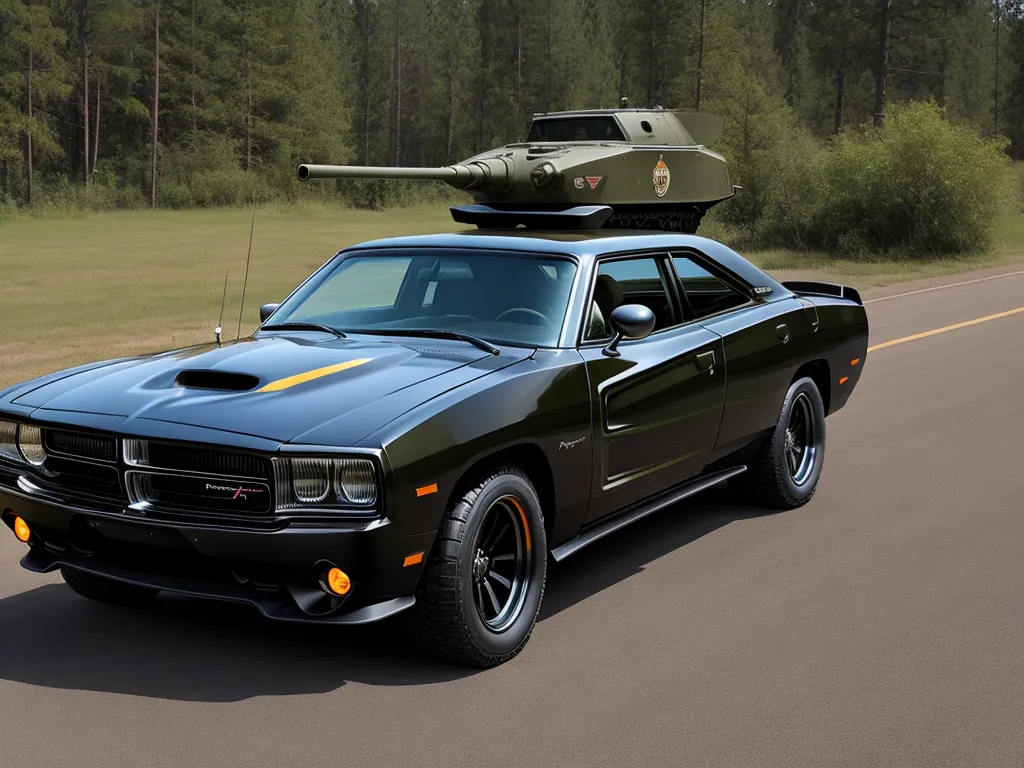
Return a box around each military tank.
[297,104,738,233]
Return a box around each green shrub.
[753,101,1017,258]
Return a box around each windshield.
[267,248,578,347]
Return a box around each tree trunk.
[191,0,197,132]
[27,43,33,205]
[872,0,890,127]
[151,6,160,209]
[388,0,401,165]
[646,7,655,107]
[695,0,706,110]
[445,45,457,163]
[994,0,1000,136]
[834,61,846,134]
[92,76,100,179]
[515,0,522,123]
[83,46,90,184]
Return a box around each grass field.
[2,204,1023,389]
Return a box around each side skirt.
[550,465,746,563]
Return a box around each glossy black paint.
[0,230,869,624]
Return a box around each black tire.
[738,376,827,510]
[404,466,547,668]
[61,566,160,607]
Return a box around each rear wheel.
[61,566,160,607]
[739,376,826,509]
[404,466,547,668]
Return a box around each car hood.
[8,335,531,443]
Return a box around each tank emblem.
[575,175,605,190]
[653,155,671,198]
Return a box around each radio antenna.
[214,267,229,345]
[235,190,258,342]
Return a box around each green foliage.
[748,101,1018,258]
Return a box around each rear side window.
[672,255,750,319]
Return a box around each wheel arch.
[445,442,557,543]
[793,358,831,414]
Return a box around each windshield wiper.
[260,322,347,338]
[354,328,500,355]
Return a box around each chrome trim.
[124,439,267,482]
[124,468,274,515]
[551,465,746,562]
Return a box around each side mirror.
[259,303,280,323]
[603,304,656,357]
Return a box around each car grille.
[34,456,123,504]
[10,429,279,525]
[45,429,118,463]
[136,440,270,480]
[126,470,273,516]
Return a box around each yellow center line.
[867,306,1024,353]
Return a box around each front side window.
[672,255,750,319]
[269,249,578,348]
[585,256,675,341]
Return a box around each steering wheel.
[494,307,553,326]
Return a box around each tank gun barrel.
[297,159,517,193]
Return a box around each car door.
[670,251,814,463]
[579,252,727,525]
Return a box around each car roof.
[341,229,782,291]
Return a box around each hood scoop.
[174,370,260,392]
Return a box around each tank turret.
[298,107,739,233]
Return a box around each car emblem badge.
[205,482,264,501]
[573,176,586,189]
[586,176,603,189]
[653,155,670,198]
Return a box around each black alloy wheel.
[471,495,533,632]
[739,376,827,509]
[405,466,547,668]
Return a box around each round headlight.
[336,459,376,505]
[17,425,46,466]
[292,458,331,504]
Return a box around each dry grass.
[2,204,1022,389]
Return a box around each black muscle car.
[0,226,868,667]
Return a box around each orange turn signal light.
[850,358,861,366]
[13,516,31,543]
[326,567,351,596]
[839,376,849,385]
[403,552,424,567]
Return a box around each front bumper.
[0,483,435,625]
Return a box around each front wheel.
[740,376,827,509]
[404,466,547,668]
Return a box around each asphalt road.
[2,266,1024,768]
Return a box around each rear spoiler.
[782,281,863,306]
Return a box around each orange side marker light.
[416,483,438,498]
[850,358,861,366]
[13,516,31,543]
[326,567,351,596]
[403,552,424,567]
[839,376,849,385]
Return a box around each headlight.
[18,425,46,466]
[0,420,19,463]
[274,456,379,512]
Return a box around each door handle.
[776,323,790,343]
[696,350,716,372]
